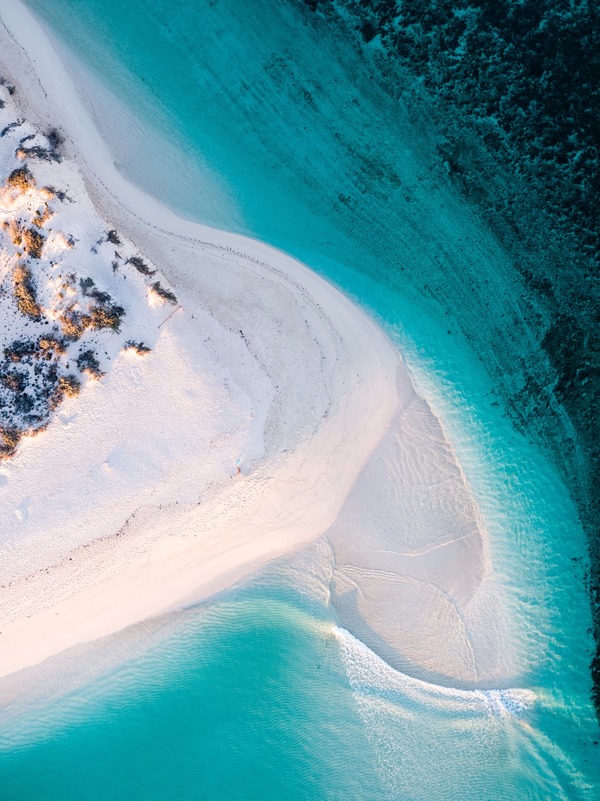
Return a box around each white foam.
[333,625,538,799]
[334,626,535,717]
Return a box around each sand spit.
[0,0,400,679]
[0,0,512,688]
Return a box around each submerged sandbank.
[0,0,512,689]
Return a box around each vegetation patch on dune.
[50,374,81,408]
[0,80,171,459]
[150,281,177,304]
[124,340,151,356]
[6,164,34,192]
[0,426,22,459]
[13,264,42,319]
[76,349,105,379]
[127,255,155,276]
[22,227,44,259]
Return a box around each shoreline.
[0,0,402,680]
[0,0,514,695]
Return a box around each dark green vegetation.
[0,159,124,456]
[151,281,177,304]
[76,349,105,379]
[60,277,124,339]
[124,340,151,355]
[127,254,156,276]
[22,228,45,259]
[306,0,600,714]
[16,128,63,162]
[0,311,107,456]
[0,335,66,455]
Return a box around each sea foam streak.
[332,625,584,801]
[334,626,535,717]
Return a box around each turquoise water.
[2,0,598,797]
[0,601,386,800]
[0,594,590,801]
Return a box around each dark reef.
[304,0,599,715]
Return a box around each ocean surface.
[1,0,598,798]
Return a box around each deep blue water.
[1,0,598,797]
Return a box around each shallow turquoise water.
[0,601,386,801]
[0,595,590,801]
[4,0,599,797]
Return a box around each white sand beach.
[0,0,513,689]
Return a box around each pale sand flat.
[0,0,513,690]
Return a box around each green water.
[2,0,598,797]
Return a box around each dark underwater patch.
[304,0,600,717]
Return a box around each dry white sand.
[0,0,513,689]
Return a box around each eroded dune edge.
[0,0,515,694]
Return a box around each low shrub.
[58,374,80,398]
[76,349,104,379]
[0,371,26,392]
[127,255,155,276]
[4,339,37,361]
[32,204,53,228]
[38,335,66,355]
[106,229,121,245]
[59,309,91,340]
[0,427,22,456]
[6,165,35,192]
[124,340,151,355]
[13,264,42,319]
[89,303,124,332]
[151,281,177,304]
[22,228,44,259]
